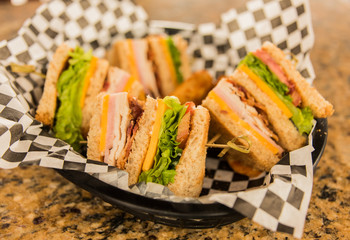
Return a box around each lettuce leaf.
[53,47,92,151]
[240,53,313,135]
[139,97,187,185]
[166,37,184,84]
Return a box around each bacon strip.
[253,49,302,106]
[214,79,284,155]
[176,112,191,149]
[116,98,144,169]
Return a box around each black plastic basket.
[56,118,328,229]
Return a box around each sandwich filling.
[163,37,184,84]
[99,92,143,168]
[209,78,284,155]
[54,47,96,151]
[103,67,137,93]
[127,39,160,97]
[149,36,184,95]
[139,97,194,185]
[238,51,313,135]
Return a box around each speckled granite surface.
[0,0,349,239]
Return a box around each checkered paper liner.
[0,0,317,238]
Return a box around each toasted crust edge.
[168,106,210,198]
[148,35,176,97]
[86,93,106,162]
[202,96,280,172]
[81,58,109,137]
[172,35,191,81]
[231,70,306,151]
[35,43,72,126]
[261,41,334,118]
[125,96,158,185]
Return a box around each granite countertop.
[0,0,349,239]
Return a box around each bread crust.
[148,35,176,97]
[86,93,106,161]
[261,41,334,118]
[125,96,158,185]
[231,70,306,151]
[168,106,210,198]
[112,41,131,72]
[202,96,280,172]
[148,35,192,97]
[35,43,72,126]
[81,58,109,137]
[172,35,191,81]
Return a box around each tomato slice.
[185,102,195,114]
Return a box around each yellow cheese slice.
[123,76,136,92]
[142,99,168,171]
[80,56,98,109]
[208,91,279,155]
[99,94,110,153]
[127,39,141,82]
[238,64,293,118]
[159,37,178,86]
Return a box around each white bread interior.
[261,41,334,118]
[168,106,210,198]
[35,43,72,126]
[81,58,109,137]
[231,70,306,151]
[202,96,280,172]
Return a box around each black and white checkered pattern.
[201,156,268,196]
[208,142,314,238]
[0,0,316,238]
[190,0,315,84]
[0,0,148,112]
[0,66,116,173]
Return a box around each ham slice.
[105,67,130,93]
[101,93,144,168]
[102,93,129,166]
[132,40,160,97]
[253,49,302,106]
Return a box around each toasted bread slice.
[148,35,176,97]
[168,106,210,198]
[81,59,109,137]
[124,96,158,185]
[87,94,157,182]
[231,70,306,151]
[172,35,191,82]
[86,93,105,162]
[35,44,72,126]
[261,42,334,118]
[202,96,280,172]
[148,35,191,97]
